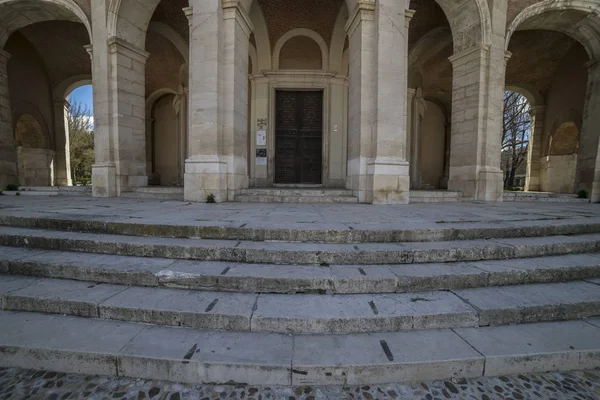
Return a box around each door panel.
[275,91,323,184]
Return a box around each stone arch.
[505,85,544,108]
[273,29,328,70]
[148,22,189,65]
[11,102,51,148]
[249,1,271,71]
[242,0,355,14]
[329,4,349,74]
[506,0,600,59]
[0,0,91,47]
[54,75,92,101]
[249,43,258,75]
[431,0,492,52]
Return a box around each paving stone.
[454,281,600,326]
[251,292,477,334]
[3,278,127,317]
[292,330,484,385]
[99,286,257,331]
[455,321,600,376]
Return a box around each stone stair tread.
[2,275,600,334]
[2,226,600,265]
[2,246,600,294]
[1,310,600,385]
[4,213,600,244]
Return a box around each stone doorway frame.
[260,70,341,187]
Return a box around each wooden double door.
[275,90,323,184]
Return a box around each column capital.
[405,9,416,28]
[107,37,149,64]
[83,44,93,60]
[448,44,490,67]
[345,1,376,37]
[182,7,193,26]
[222,0,254,37]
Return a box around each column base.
[366,158,410,205]
[0,141,17,190]
[449,166,504,201]
[92,163,117,197]
[184,157,228,203]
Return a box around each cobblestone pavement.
[1,368,599,400]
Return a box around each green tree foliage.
[67,101,94,185]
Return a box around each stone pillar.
[524,105,544,192]
[406,88,415,186]
[409,87,426,189]
[53,99,72,186]
[0,49,17,189]
[367,3,412,204]
[584,60,600,202]
[447,45,508,201]
[173,86,188,186]
[222,1,252,200]
[89,3,117,197]
[345,1,376,203]
[185,1,252,202]
[108,37,149,195]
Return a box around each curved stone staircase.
[0,213,600,386]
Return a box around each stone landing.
[235,188,358,203]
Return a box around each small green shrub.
[206,193,216,203]
[6,184,18,191]
[577,189,587,199]
[15,192,20,196]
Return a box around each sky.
[68,85,93,113]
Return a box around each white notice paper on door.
[256,130,267,146]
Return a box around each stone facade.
[1,0,600,203]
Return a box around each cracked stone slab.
[455,320,600,376]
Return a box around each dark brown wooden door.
[275,91,323,184]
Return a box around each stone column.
[584,60,600,201]
[173,86,188,186]
[524,105,544,192]
[447,45,508,201]
[53,99,72,186]
[89,1,117,197]
[406,88,415,186]
[367,2,412,204]
[409,87,426,189]
[0,49,17,189]
[345,1,376,203]
[108,37,149,194]
[222,1,252,200]
[185,1,252,202]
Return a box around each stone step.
[4,213,600,244]
[3,246,600,294]
[240,188,355,197]
[1,226,600,265]
[409,190,462,203]
[235,194,358,204]
[503,192,589,203]
[1,187,92,197]
[1,311,599,385]
[2,275,600,334]
[121,187,184,201]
